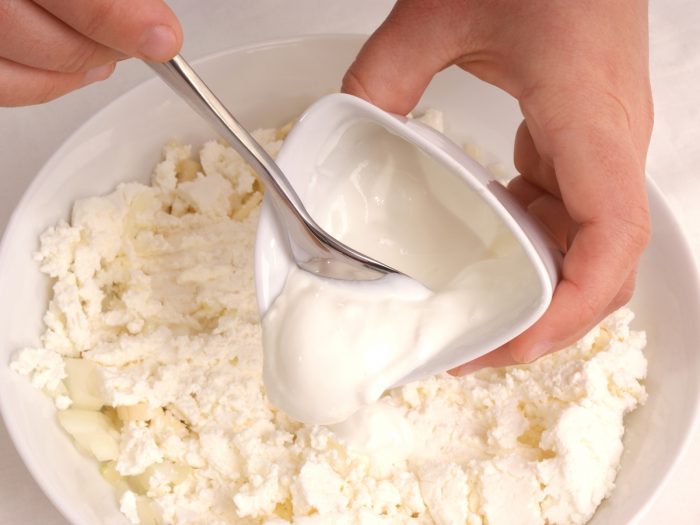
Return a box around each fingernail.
[83,62,116,85]
[138,25,178,60]
[448,362,483,376]
[526,341,552,361]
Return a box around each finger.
[505,124,650,363]
[514,120,561,198]
[33,0,182,61]
[448,347,516,376]
[508,176,573,250]
[527,194,577,252]
[341,0,459,114]
[609,268,637,312]
[450,268,639,376]
[507,176,546,208]
[0,57,115,106]
[0,0,122,73]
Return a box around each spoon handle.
[146,55,395,280]
[145,55,312,224]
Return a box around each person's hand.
[342,0,653,372]
[1,0,182,106]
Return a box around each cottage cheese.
[11,115,647,525]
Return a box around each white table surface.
[1,1,698,523]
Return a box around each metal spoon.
[146,54,397,281]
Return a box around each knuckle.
[59,40,101,73]
[601,90,634,132]
[611,273,638,310]
[0,0,18,23]
[81,0,119,39]
[29,73,76,105]
[33,81,63,105]
[614,210,652,256]
[564,279,600,328]
[341,69,372,101]
[532,85,634,144]
[560,279,602,326]
[507,340,545,365]
[611,284,635,310]
[576,293,599,327]
[509,348,534,365]
[1,74,72,107]
[0,1,20,41]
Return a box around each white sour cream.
[329,400,415,477]
[262,122,538,425]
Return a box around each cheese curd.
[11,115,647,525]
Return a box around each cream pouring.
[262,121,539,425]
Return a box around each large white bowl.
[1,35,699,525]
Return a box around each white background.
[1,1,698,523]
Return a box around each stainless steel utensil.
[146,55,398,281]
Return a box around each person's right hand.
[1,0,182,106]
[342,0,653,372]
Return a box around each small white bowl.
[0,36,699,525]
[255,92,562,381]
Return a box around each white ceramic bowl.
[1,35,699,525]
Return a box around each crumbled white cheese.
[11,119,647,525]
[120,490,141,524]
[55,395,73,410]
[415,108,444,132]
[10,347,65,391]
[117,422,164,476]
[292,460,349,515]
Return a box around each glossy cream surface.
[262,122,539,424]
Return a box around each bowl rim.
[624,175,700,523]
[1,33,698,525]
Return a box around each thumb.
[342,1,455,114]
